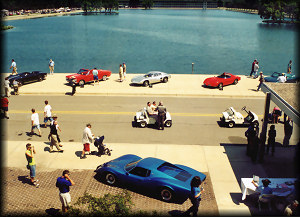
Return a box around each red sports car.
[66,68,111,86]
[203,72,241,89]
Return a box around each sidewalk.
[4,73,265,98]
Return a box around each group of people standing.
[119,62,126,82]
[9,58,55,75]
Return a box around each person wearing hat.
[49,114,63,152]
[277,73,287,83]
[156,101,167,130]
[122,62,126,80]
[257,71,265,91]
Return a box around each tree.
[258,0,286,21]
[102,0,119,12]
[142,0,153,9]
[129,0,140,8]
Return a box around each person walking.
[25,143,39,187]
[92,68,99,85]
[183,176,204,216]
[257,71,264,91]
[30,108,41,137]
[9,59,17,75]
[49,115,63,152]
[56,170,75,213]
[267,125,276,156]
[1,96,9,119]
[119,64,123,82]
[253,61,259,78]
[123,62,126,80]
[71,80,76,96]
[283,117,293,147]
[43,100,53,127]
[157,101,166,130]
[49,59,55,75]
[245,123,256,157]
[4,77,10,97]
[287,60,292,74]
[250,59,257,77]
[81,123,94,159]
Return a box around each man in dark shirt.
[157,101,166,130]
[56,170,75,213]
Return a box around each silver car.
[131,71,171,87]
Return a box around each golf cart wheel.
[228,121,235,128]
[143,80,149,87]
[160,187,173,202]
[105,172,117,185]
[102,75,107,81]
[165,120,172,127]
[253,121,259,127]
[218,83,223,89]
[234,79,238,85]
[163,77,168,83]
[78,80,85,86]
[140,121,147,128]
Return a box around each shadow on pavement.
[93,174,187,205]
[18,175,32,185]
[45,208,61,216]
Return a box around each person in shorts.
[10,59,17,75]
[56,170,75,213]
[92,68,99,85]
[31,108,41,137]
[43,100,53,127]
[25,143,39,187]
[81,123,94,159]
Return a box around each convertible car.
[8,71,47,87]
[264,72,300,83]
[203,72,241,89]
[66,68,112,86]
[95,154,206,202]
[131,71,171,87]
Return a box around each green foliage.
[142,0,154,9]
[258,0,299,22]
[1,25,14,30]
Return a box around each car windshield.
[77,69,87,75]
[125,159,142,172]
[225,108,234,116]
[144,73,153,78]
[272,72,281,77]
[218,74,230,79]
[157,162,192,182]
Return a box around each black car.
[8,71,47,87]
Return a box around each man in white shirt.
[9,59,17,75]
[49,59,55,75]
[151,101,158,115]
[253,61,259,78]
[44,100,53,127]
[277,73,287,83]
[4,77,10,97]
[31,108,41,137]
[81,123,94,159]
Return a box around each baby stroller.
[94,135,112,156]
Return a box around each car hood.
[204,77,219,84]
[66,73,79,79]
[131,75,145,83]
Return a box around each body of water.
[2,9,298,75]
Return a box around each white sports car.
[131,71,171,87]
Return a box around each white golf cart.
[134,107,172,128]
[220,106,259,128]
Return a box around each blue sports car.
[264,72,299,83]
[95,154,206,202]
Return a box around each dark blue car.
[8,71,47,87]
[264,72,299,83]
[95,154,206,202]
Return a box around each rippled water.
[2,9,298,75]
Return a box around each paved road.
[4,95,298,145]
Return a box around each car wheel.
[79,80,85,86]
[228,121,235,128]
[218,83,223,89]
[143,80,149,87]
[39,77,43,81]
[140,121,147,128]
[105,173,117,185]
[160,187,173,202]
[163,77,168,83]
[102,75,107,81]
[234,79,238,85]
[165,120,172,127]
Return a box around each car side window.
[129,167,150,177]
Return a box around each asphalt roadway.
[3,95,299,146]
